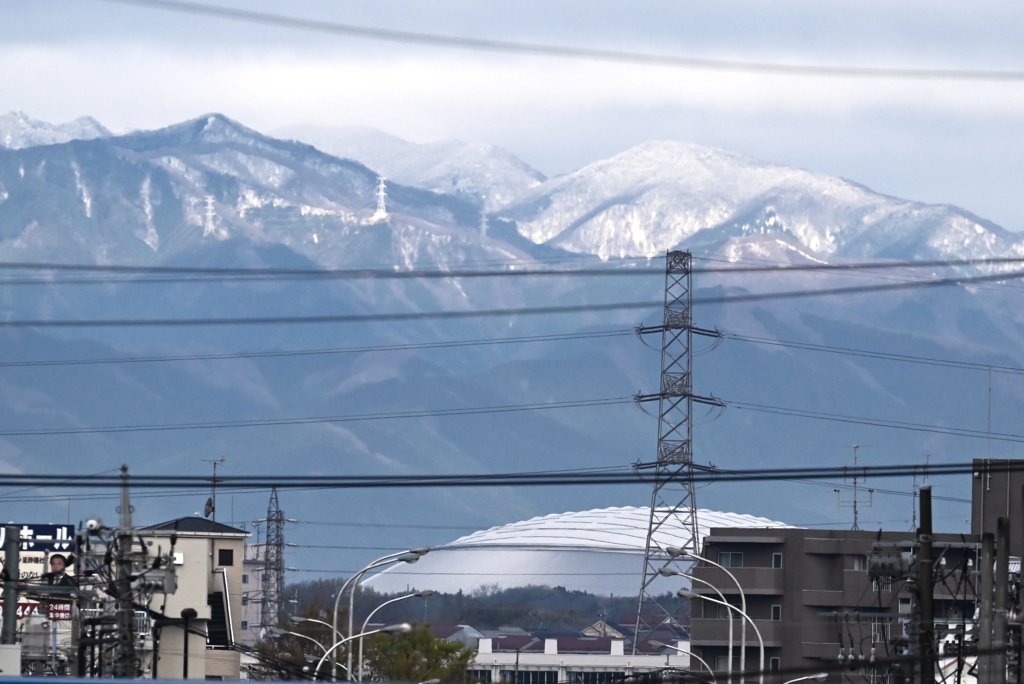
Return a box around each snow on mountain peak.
[502,139,1023,263]
[0,111,110,149]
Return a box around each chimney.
[544,639,558,655]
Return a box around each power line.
[0,397,632,436]
[2,267,1023,328]
[0,460,1008,489]
[726,332,1024,376]
[91,0,1024,83]
[0,329,633,368]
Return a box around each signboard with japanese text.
[0,524,75,552]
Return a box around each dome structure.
[363,506,790,595]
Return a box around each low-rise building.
[139,517,249,680]
[690,527,978,681]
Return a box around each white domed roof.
[363,506,789,595]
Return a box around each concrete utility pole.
[917,487,934,684]
[113,465,136,678]
[980,533,995,684]
[994,517,1010,684]
[1,525,19,645]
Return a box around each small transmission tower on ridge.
[834,445,873,530]
[203,195,217,236]
[370,177,389,223]
[632,250,723,653]
[260,487,286,630]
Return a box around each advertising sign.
[0,524,75,552]
[46,603,74,622]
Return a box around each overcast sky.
[4,1,1024,228]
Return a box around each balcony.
[690,567,784,596]
[690,619,783,647]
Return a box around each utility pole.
[981,533,995,684]
[995,517,1010,684]
[202,458,225,521]
[632,250,723,652]
[1,525,19,645]
[917,487,934,684]
[113,465,136,678]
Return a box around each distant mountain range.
[0,112,1021,583]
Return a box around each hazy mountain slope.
[275,125,546,213]
[501,140,1024,264]
[0,111,110,149]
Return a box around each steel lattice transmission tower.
[260,487,286,630]
[632,250,722,653]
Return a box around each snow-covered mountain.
[275,125,546,213]
[500,140,1024,264]
[0,111,110,149]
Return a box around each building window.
[241,596,248,606]
[241,621,248,630]
[899,598,911,615]
[771,605,782,621]
[871,620,890,644]
[715,656,740,672]
[262,573,268,581]
[242,574,249,584]
[218,548,234,566]
[852,555,868,571]
[715,603,736,619]
[772,553,783,569]
[770,658,781,672]
[718,552,744,568]
[873,577,892,592]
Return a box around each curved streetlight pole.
[680,591,764,684]
[671,548,748,683]
[330,549,429,682]
[290,616,344,642]
[358,590,435,681]
[269,627,329,654]
[649,640,717,684]
[783,674,827,684]
[348,549,428,679]
[315,624,412,680]
[658,568,734,684]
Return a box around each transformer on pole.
[632,250,723,653]
[260,488,286,631]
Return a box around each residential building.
[139,517,249,680]
[690,527,979,682]
[972,458,1024,555]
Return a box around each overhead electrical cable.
[0,460,1004,489]
[2,254,1024,283]
[1,267,1022,328]
[0,397,632,436]
[92,0,1024,82]
[0,329,634,368]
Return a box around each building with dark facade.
[690,527,979,681]
[972,458,1024,555]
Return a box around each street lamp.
[268,627,329,654]
[783,674,827,684]
[658,567,734,684]
[678,590,764,684]
[358,590,435,681]
[315,623,412,680]
[649,640,717,684]
[291,616,344,641]
[669,548,749,681]
[330,548,430,681]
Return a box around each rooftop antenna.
[835,445,873,530]
[202,458,225,521]
[371,177,388,222]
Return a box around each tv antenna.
[202,458,225,521]
[834,445,873,530]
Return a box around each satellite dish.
[204,498,215,518]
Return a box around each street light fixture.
[315,624,412,680]
[658,567,734,684]
[357,590,435,681]
[678,590,764,684]
[648,640,717,684]
[290,616,344,641]
[330,548,430,681]
[783,675,827,684]
[668,548,749,681]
